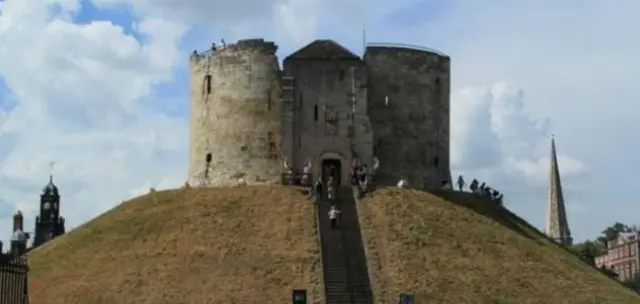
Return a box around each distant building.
[595,232,640,281]
[9,210,28,257]
[32,175,65,249]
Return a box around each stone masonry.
[545,137,573,246]
[188,39,282,186]
[188,39,451,189]
[365,46,451,188]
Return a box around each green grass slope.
[28,186,323,304]
[357,188,639,304]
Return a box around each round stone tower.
[364,44,451,189]
[188,39,282,187]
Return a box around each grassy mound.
[357,188,639,304]
[28,186,323,304]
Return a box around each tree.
[602,222,629,241]
[571,240,604,266]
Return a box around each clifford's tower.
[187,39,283,187]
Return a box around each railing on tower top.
[366,42,448,56]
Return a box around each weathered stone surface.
[188,39,451,189]
[365,46,451,188]
[188,39,282,187]
[546,138,572,245]
[282,56,371,185]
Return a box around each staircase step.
[318,188,374,304]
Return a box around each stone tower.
[33,175,66,249]
[187,38,452,189]
[188,39,283,187]
[282,40,373,185]
[545,137,572,246]
[365,44,451,188]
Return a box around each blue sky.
[0,0,639,246]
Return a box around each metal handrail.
[366,42,448,57]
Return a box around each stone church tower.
[33,175,66,249]
[545,137,573,246]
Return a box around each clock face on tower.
[43,202,51,210]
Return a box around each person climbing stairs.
[317,188,374,303]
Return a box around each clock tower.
[33,175,66,248]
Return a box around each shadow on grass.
[426,189,545,245]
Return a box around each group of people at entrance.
[283,155,379,197]
[283,155,380,230]
[282,157,313,186]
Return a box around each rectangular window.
[324,107,339,136]
[314,105,318,121]
[204,75,212,94]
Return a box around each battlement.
[190,39,278,63]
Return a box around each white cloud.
[450,81,587,182]
[0,0,188,242]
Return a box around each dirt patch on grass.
[357,188,639,304]
[29,186,322,304]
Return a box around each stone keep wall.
[188,39,283,187]
[282,59,372,185]
[364,46,451,188]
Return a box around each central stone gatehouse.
[188,38,451,189]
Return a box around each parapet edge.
[190,38,278,60]
[364,42,449,58]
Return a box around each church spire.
[546,135,573,246]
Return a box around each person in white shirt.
[283,157,294,185]
[397,178,408,188]
[328,205,341,229]
[301,158,312,186]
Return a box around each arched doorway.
[322,158,341,186]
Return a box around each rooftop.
[285,39,360,60]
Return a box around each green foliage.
[572,222,637,266]
[623,273,640,289]
[601,222,631,241]
[571,240,604,266]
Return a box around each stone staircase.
[317,188,374,304]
